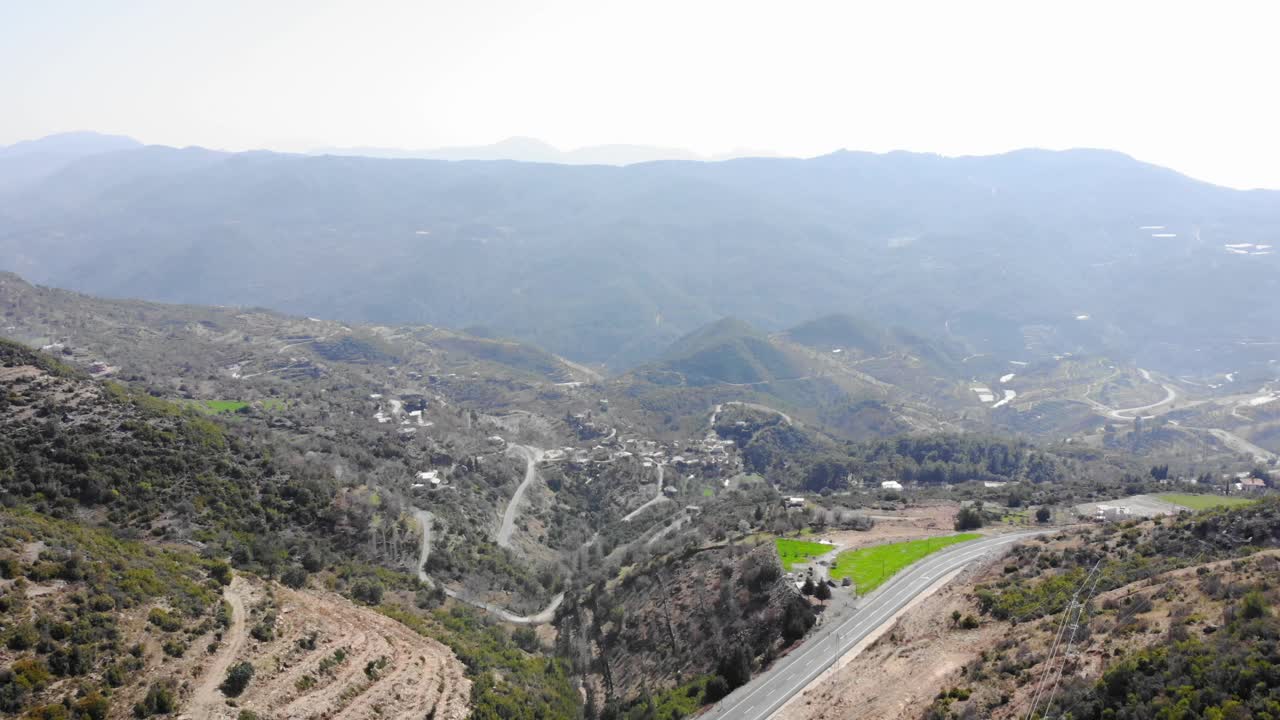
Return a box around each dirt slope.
[187,576,470,720]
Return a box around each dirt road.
[497,444,544,548]
[415,505,563,625]
[622,464,667,522]
[414,509,433,582]
[189,575,249,720]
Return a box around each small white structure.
[785,497,806,508]
[881,480,904,491]
[1095,505,1132,522]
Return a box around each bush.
[209,562,233,586]
[74,691,110,720]
[704,675,730,702]
[1035,507,1052,523]
[350,579,384,605]
[251,614,275,642]
[220,661,254,697]
[511,627,540,653]
[6,623,38,651]
[135,682,176,716]
[955,505,985,531]
[280,566,308,589]
[147,608,183,632]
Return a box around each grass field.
[775,537,835,570]
[191,398,287,414]
[192,399,249,414]
[1157,493,1257,511]
[830,533,980,594]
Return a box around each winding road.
[702,530,1045,720]
[497,444,544,548]
[622,464,668,522]
[1106,369,1179,420]
[413,506,563,625]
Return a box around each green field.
[775,537,835,570]
[195,399,249,414]
[1157,493,1257,511]
[830,533,981,594]
[191,398,287,414]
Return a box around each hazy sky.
[4,0,1279,188]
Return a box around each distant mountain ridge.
[0,138,1277,373]
[0,130,143,192]
[311,136,778,165]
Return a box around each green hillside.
[649,318,806,386]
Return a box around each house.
[1094,505,1132,522]
[1240,477,1267,493]
[785,497,806,509]
[880,480,904,491]
[685,505,702,515]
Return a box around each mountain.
[0,143,1277,373]
[785,313,961,373]
[313,136,709,165]
[0,131,142,192]
[646,317,805,386]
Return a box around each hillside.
[0,145,1277,372]
[644,318,806,386]
[0,512,470,720]
[785,313,961,375]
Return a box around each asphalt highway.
[702,530,1046,720]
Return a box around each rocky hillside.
[559,542,817,716]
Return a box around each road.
[190,575,249,719]
[413,506,564,625]
[702,531,1044,720]
[1106,368,1179,420]
[413,509,433,582]
[497,444,544,548]
[1202,427,1278,464]
[622,464,667,521]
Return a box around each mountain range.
[1,132,1277,374]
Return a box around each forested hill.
[1,144,1277,372]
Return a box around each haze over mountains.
[1,131,1277,375]
[311,136,776,165]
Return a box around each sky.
[3,0,1280,188]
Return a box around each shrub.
[209,562,233,586]
[147,608,183,632]
[955,505,985,531]
[6,623,38,651]
[511,627,540,653]
[74,691,110,720]
[350,579,384,605]
[220,661,255,697]
[280,566,308,589]
[135,682,176,716]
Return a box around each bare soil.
[183,575,470,720]
[820,502,959,551]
